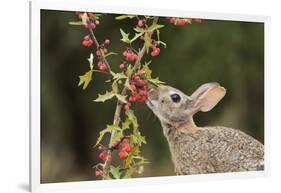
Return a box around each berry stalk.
[101,16,159,178]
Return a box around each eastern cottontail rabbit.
[146,82,264,175]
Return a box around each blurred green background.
[40,10,264,183]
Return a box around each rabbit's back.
[163,125,264,175]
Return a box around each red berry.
[98,146,105,150]
[138,20,144,27]
[95,170,103,177]
[96,50,101,56]
[130,85,137,91]
[84,23,96,29]
[102,48,108,54]
[104,39,110,45]
[118,151,127,160]
[124,102,131,112]
[99,152,106,160]
[84,34,91,40]
[119,63,125,69]
[193,18,203,23]
[175,19,186,26]
[122,146,132,153]
[82,39,93,47]
[129,96,137,102]
[139,89,147,96]
[98,61,107,71]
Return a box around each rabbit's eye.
[170,94,181,103]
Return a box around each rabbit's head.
[146,82,226,125]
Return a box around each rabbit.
[145,82,264,175]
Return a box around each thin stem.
[88,28,112,72]
[101,16,159,179]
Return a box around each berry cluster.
[75,12,99,29]
[150,42,160,57]
[167,17,203,26]
[95,40,111,72]
[95,169,103,177]
[98,146,112,161]
[124,71,149,112]
[82,34,94,47]
[123,49,138,62]
[117,138,133,160]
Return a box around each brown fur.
[146,83,264,175]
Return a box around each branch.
[101,16,159,179]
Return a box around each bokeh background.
[40,10,264,183]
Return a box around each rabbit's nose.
[148,87,159,101]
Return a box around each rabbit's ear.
[191,83,226,112]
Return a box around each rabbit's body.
[146,83,264,175]
[162,123,264,175]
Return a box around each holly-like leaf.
[143,61,152,79]
[78,70,93,90]
[148,77,165,87]
[115,15,135,20]
[95,125,121,146]
[131,131,146,146]
[134,27,146,33]
[120,28,131,44]
[112,81,119,93]
[126,64,133,77]
[69,21,83,25]
[81,12,89,25]
[111,71,127,80]
[127,110,138,130]
[110,165,121,179]
[130,32,144,43]
[122,118,131,130]
[143,32,152,53]
[93,91,115,102]
[147,23,164,32]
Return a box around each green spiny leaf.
[95,125,121,146]
[127,110,138,130]
[134,27,146,33]
[130,32,144,43]
[143,61,152,79]
[120,28,131,44]
[147,24,164,32]
[81,12,88,25]
[111,71,127,80]
[110,166,121,179]
[143,32,152,53]
[112,81,119,93]
[69,21,83,25]
[93,91,115,102]
[148,77,165,87]
[78,70,93,90]
[115,15,135,20]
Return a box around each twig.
[88,28,112,72]
[101,16,159,179]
